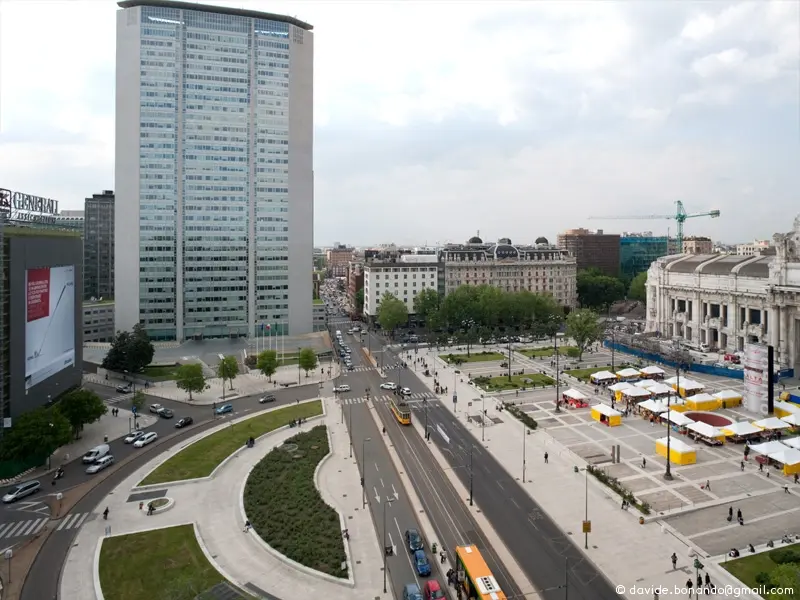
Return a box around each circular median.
[244,424,348,579]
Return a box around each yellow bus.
[390,398,412,425]
[455,545,507,600]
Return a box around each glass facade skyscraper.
[115,0,314,341]
[620,235,669,281]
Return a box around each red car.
[423,580,445,600]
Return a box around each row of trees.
[576,268,647,310]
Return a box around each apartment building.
[736,240,772,256]
[362,253,440,319]
[556,228,620,277]
[682,236,714,254]
[326,244,354,277]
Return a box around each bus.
[390,397,412,425]
[455,545,507,600]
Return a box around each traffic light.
[693,558,704,570]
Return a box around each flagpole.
[281,320,285,364]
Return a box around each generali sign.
[0,188,59,224]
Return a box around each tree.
[439,286,483,355]
[175,363,208,401]
[132,390,145,414]
[355,288,365,315]
[628,271,647,302]
[576,270,626,310]
[565,309,602,360]
[1,407,72,461]
[413,288,440,324]
[377,292,409,337]
[765,564,800,600]
[102,323,155,374]
[257,350,279,381]
[57,388,108,439]
[298,348,318,377]
[217,355,239,391]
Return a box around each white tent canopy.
[714,390,742,401]
[648,383,675,396]
[782,414,800,427]
[616,368,641,379]
[609,382,634,392]
[768,448,800,466]
[775,401,800,415]
[591,403,622,417]
[783,437,800,450]
[748,440,790,456]
[563,388,587,400]
[656,436,694,454]
[753,417,792,431]
[638,399,668,414]
[664,376,680,386]
[640,365,665,376]
[590,371,617,381]
[687,422,722,438]
[686,392,717,403]
[722,421,761,436]
[665,410,695,427]
[635,380,657,389]
[679,379,704,391]
[621,387,652,398]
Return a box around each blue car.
[215,404,233,415]
[403,583,423,600]
[413,550,431,577]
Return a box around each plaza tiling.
[60,398,388,600]
[419,346,799,599]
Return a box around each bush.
[587,465,650,514]
[769,548,800,565]
[565,347,581,358]
[502,403,538,430]
[244,425,347,579]
[244,354,257,368]
[754,572,771,585]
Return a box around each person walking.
[671,553,677,569]
[686,579,693,597]
[544,452,549,464]
[728,506,733,522]
[103,507,109,520]
[244,520,251,532]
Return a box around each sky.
[0,0,798,248]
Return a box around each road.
[375,342,622,600]
[18,385,320,600]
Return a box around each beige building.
[326,244,354,277]
[363,254,440,319]
[682,236,713,254]
[442,235,577,308]
[736,240,772,256]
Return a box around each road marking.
[5,521,26,538]
[373,487,381,503]
[0,523,13,538]
[391,484,399,500]
[374,462,379,473]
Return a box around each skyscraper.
[115,0,314,342]
[84,190,115,301]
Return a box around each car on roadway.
[259,394,276,404]
[2,480,41,504]
[86,455,115,474]
[346,364,355,371]
[380,382,397,390]
[333,384,350,393]
[175,416,194,428]
[403,582,423,600]
[215,404,233,415]
[413,549,431,576]
[423,581,445,600]
[133,431,158,448]
[149,403,163,414]
[124,430,146,444]
[400,387,412,396]
[116,384,132,393]
[405,528,423,552]
[158,407,174,419]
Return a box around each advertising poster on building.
[25,265,76,390]
[743,343,769,416]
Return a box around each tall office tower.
[84,190,115,301]
[115,0,314,341]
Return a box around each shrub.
[502,403,538,430]
[244,354,257,368]
[754,572,771,585]
[587,465,650,514]
[769,548,800,565]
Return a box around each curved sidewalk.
[60,400,386,600]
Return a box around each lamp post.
[297,346,302,385]
[469,444,474,506]
[361,437,371,508]
[664,362,678,481]
[507,339,513,382]
[348,402,353,458]
[383,499,394,593]
[554,319,562,413]
[522,420,527,483]
[423,398,429,440]
[481,395,485,442]
[5,549,12,584]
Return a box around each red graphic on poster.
[27,268,50,322]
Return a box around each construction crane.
[588,200,720,251]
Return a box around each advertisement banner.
[743,343,769,416]
[25,265,76,390]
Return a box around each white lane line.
[5,521,28,538]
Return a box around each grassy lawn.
[313,298,324,305]
[474,373,554,392]
[244,425,347,579]
[141,364,180,381]
[139,401,323,485]
[99,524,248,600]
[722,544,800,589]
[520,346,578,358]
[440,351,506,364]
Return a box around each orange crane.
[589,200,720,251]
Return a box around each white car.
[380,382,397,390]
[124,430,145,444]
[133,431,158,448]
[149,404,163,414]
[400,387,412,396]
[333,384,351,393]
[86,455,115,474]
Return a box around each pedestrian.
[740,461,745,471]
[759,462,763,472]
[705,479,711,491]
[728,506,733,522]
[686,579,693,597]
[103,507,109,520]
[696,575,702,590]
[671,552,677,569]
[244,520,251,532]
[704,573,711,593]
[795,473,799,484]
[642,457,647,469]
[544,452,549,464]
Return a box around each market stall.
[712,389,743,409]
[591,403,622,427]
[753,417,792,433]
[609,381,634,402]
[774,400,800,419]
[781,414,800,429]
[664,375,680,387]
[638,399,669,418]
[635,380,658,390]
[769,448,800,476]
[663,410,695,432]
[656,436,697,465]
[620,386,652,407]
[590,370,618,384]
[678,379,705,398]
[648,383,675,399]
[562,388,589,409]
[687,421,726,446]
[721,421,762,443]
[640,365,665,379]
[685,392,721,412]
[783,436,800,449]
[747,441,791,466]
[616,368,641,381]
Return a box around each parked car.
[413,550,431,576]
[86,455,115,474]
[133,432,158,448]
[400,387,412,396]
[333,385,350,393]
[215,404,233,415]
[149,404,163,414]
[259,395,276,404]
[405,528,423,552]
[124,430,145,444]
[175,416,193,428]
[116,384,132,393]
[380,382,397,390]
[423,581,445,600]
[158,407,174,419]
[2,480,41,504]
[403,583,423,600]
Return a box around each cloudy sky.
[1,1,798,247]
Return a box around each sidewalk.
[60,398,386,600]
[423,349,761,600]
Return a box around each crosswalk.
[0,511,91,541]
[342,365,373,373]
[105,394,131,404]
[339,393,438,405]
[56,512,91,531]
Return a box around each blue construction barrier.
[603,341,794,382]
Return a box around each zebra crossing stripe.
[5,521,26,537]
[57,514,79,531]
[73,513,90,528]
[0,523,13,538]
[20,519,43,536]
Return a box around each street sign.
[132,406,137,414]
[582,520,591,533]
[453,394,458,403]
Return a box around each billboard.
[743,343,769,416]
[24,265,76,390]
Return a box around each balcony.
[705,316,720,329]
[674,312,686,323]
[747,323,764,337]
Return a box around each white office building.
[115,0,314,341]
[363,254,440,318]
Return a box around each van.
[335,330,341,337]
[2,480,41,503]
[82,444,111,464]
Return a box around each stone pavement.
[60,398,386,600]
[423,349,764,600]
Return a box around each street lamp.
[522,421,527,483]
[297,346,302,385]
[348,402,353,458]
[361,437,371,508]
[423,398,430,440]
[481,395,485,442]
[552,316,562,413]
[468,444,474,506]
[575,466,590,549]
[383,499,394,593]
